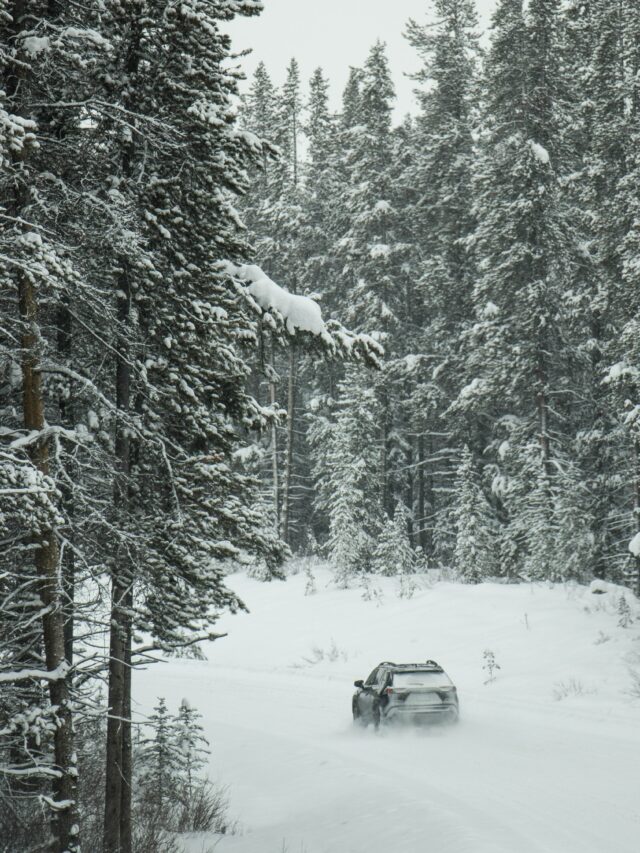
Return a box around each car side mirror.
[354,679,364,689]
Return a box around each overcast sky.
[225,0,498,120]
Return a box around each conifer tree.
[560,0,640,587]
[606,2,640,592]
[137,698,181,818]
[373,502,415,578]
[333,43,407,519]
[452,447,497,582]
[277,58,305,546]
[174,699,211,830]
[0,2,117,847]
[304,67,341,304]
[456,0,579,578]
[240,59,308,548]
[404,1,481,563]
[406,0,479,324]
[321,369,384,585]
[97,4,285,850]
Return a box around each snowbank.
[135,567,640,853]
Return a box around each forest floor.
[135,563,640,853]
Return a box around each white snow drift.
[135,566,640,853]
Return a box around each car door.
[357,666,380,717]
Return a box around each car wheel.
[372,702,381,731]
[352,702,364,726]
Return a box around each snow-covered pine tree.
[239,59,308,548]
[556,0,620,584]
[136,698,182,821]
[301,69,364,552]
[373,502,415,580]
[240,55,388,555]
[321,368,384,585]
[293,68,344,549]
[404,1,481,566]
[603,1,640,593]
[617,594,633,628]
[338,42,397,340]
[0,2,118,846]
[551,0,640,589]
[405,0,479,326]
[96,4,287,850]
[275,59,306,548]
[551,457,595,582]
[174,699,211,830]
[455,0,580,580]
[239,61,284,533]
[452,447,497,582]
[332,42,408,520]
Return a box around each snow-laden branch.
[235,263,326,336]
[132,631,228,660]
[0,487,55,495]
[223,262,383,368]
[39,794,76,812]
[0,766,63,780]
[10,425,78,451]
[0,660,69,685]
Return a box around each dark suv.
[352,660,459,727]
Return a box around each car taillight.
[385,687,393,695]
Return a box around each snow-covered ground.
[134,565,640,853]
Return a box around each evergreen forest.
[1,1,639,852]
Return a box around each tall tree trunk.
[406,439,415,546]
[104,266,132,853]
[281,344,298,544]
[104,15,142,849]
[633,435,640,597]
[589,310,608,580]
[18,273,80,853]
[381,389,393,518]
[120,601,133,853]
[417,433,426,553]
[7,2,80,848]
[57,296,76,665]
[425,433,436,556]
[270,343,280,531]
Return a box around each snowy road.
[135,569,640,853]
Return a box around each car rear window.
[392,671,453,688]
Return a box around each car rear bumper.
[384,703,458,722]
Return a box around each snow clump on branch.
[235,263,326,335]
[222,261,384,369]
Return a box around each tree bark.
[406,440,415,546]
[7,2,80,849]
[281,343,298,544]
[57,296,76,665]
[269,343,280,531]
[104,266,132,853]
[120,598,133,853]
[417,433,427,553]
[18,273,80,853]
[104,13,142,849]
[633,435,640,597]
[381,388,393,518]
